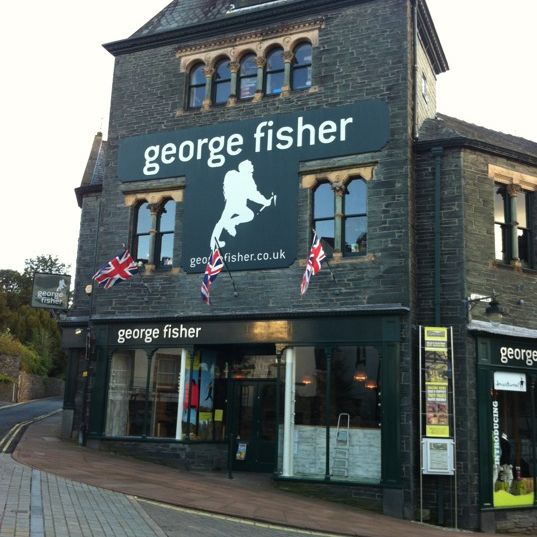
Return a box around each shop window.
[105,350,149,437]
[291,42,312,91]
[148,350,181,438]
[213,58,231,105]
[265,47,285,96]
[494,183,532,267]
[492,387,536,507]
[287,346,381,482]
[182,350,227,441]
[238,53,257,100]
[133,198,176,269]
[313,178,368,255]
[188,63,206,109]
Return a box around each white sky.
[0,0,536,275]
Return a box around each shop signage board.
[31,272,71,310]
[423,326,450,438]
[421,438,455,475]
[493,371,527,392]
[117,101,390,273]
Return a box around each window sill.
[298,253,376,267]
[492,260,536,274]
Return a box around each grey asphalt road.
[138,499,340,537]
[0,397,62,452]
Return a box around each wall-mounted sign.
[494,372,527,392]
[118,101,390,272]
[421,438,455,475]
[31,272,71,310]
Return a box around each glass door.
[231,380,277,472]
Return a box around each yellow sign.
[214,409,224,422]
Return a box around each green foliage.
[0,255,70,378]
[23,255,70,280]
[0,332,47,375]
[0,373,15,384]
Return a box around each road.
[0,397,62,453]
[138,499,338,537]
[0,398,334,536]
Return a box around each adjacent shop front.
[81,312,403,489]
[476,327,537,516]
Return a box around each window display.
[492,386,535,507]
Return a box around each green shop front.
[476,326,537,516]
[84,312,403,490]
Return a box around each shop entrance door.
[231,380,277,472]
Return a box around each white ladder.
[332,413,350,477]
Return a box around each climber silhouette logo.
[210,159,277,250]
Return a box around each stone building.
[61,0,537,532]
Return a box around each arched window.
[188,63,206,109]
[134,202,151,263]
[265,47,285,96]
[239,53,257,100]
[313,179,368,255]
[156,199,176,268]
[344,179,367,255]
[133,199,176,268]
[213,59,231,105]
[313,183,335,252]
[291,42,312,91]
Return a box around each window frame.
[212,58,232,106]
[489,165,537,269]
[188,63,206,110]
[265,47,285,96]
[312,177,368,257]
[238,52,257,101]
[291,42,313,91]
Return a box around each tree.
[23,254,70,280]
[0,255,71,378]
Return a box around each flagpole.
[213,237,239,297]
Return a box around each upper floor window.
[291,43,312,91]
[134,202,151,264]
[157,199,176,268]
[133,199,176,269]
[313,183,335,251]
[239,53,257,100]
[344,180,368,255]
[494,184,532,267]
[313,178,368,256]
[265,47,285,96]
[188,63,206,109]
[213,59,231,105]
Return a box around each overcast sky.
[0,0,535,276]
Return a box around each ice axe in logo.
[258,192,277,214]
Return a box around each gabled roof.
[416,114,537,165]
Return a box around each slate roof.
[417,114,537,162]
[76,133,106,207]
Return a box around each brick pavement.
[9,413,499,537]
[0,454,166,537]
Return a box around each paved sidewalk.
[12,414,495,537]
[0,454,166,537]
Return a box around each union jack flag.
[201,247,224,304]
[93,249,139,289]
[300,231,326,295]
